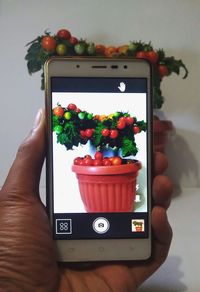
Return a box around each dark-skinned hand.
[0,109,173,291]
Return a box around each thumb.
[2,109,46,195]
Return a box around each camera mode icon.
[93,217,110,234]
[56,219,72,234]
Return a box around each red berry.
[74,157,84,165]
[103,158,112,166]
[53,106,64,117]
[57,29,71,40]
[93,159,103,166]
[101,128,110,137]
[83,157,93,166]
[125,117,134,125]
[119,117,126,123]
[111,156,122,166]
[117,120,126,129]
[75,108,81,113]
[84,154,92,159]
[41,36,57,52]
[69,36,78,45]
[136,51,148,59]
[110,129,119,139]
[80,130,86,137]
[67,103,77,111]
[133,126,140,134]
[158,65,169,77]
[94,151,103,160]
[146,50,159,64]
[85,129,93,138]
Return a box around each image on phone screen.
[50,77,150,240]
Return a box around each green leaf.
[136,120,147,132]
[157,49,165,61]
[92,123,105,148]
[27,59,42,74]
[121,137,138,157]
[153,86,164,109]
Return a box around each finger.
[154,152,168,175]
[2,109,46,195]
[128,206,172,287]
[152,206,172,246]
[149,206,173,272]
[153,175,173,209]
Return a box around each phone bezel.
[45,57,153,262]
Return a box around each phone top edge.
[44,56,152,68]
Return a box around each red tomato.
[95,44,106,55]
[57,29,71,40]
[102,158,112,166]
[93,159,103,166]
[74,157,83,165]
[109,157,114,163]
[79,159,85,166]
[85,129,93,138]
[133,126,140,134]
[111,156,122,166]
[117,120,126,129]
[75,108,81,113]
[158,65,169,77]
[69,36,78,45]
[67,103,77,110]
[41,36,57,52]
[110,129,119,139]
[80,130,86,138]
[53,106,64,117]
[94,152,103,160]
[84,155,92,159]
[146,50,159,64]
[125,117,134,125]
[135,51,147,59]
[101,128,110,137]
[118,117,126,123]
[83,157,93,166]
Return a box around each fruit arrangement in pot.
[53,103,146,212]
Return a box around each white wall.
[0,0,199,189]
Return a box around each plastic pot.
[72,161,141,212]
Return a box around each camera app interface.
[51,77,150,239]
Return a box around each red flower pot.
[135,226,143,232]
[72,162,141,212]
[153,117,173,153]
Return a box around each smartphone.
[45,57,152,262]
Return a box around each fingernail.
[33,109,43,130]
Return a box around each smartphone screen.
[50,75,151,242]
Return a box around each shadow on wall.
[165,127,199,194]
[138,256,187,292]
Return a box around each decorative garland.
[25,28,188,109]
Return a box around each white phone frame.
[45,57,153,262]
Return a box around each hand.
[0,109,173,292]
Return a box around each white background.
[52,92,147,212]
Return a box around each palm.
[0,185,171,292]
[59,264,137,291]
[0,111,172,291]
